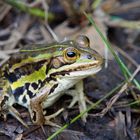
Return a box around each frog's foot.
[0,93,28,127]
[67,91,91,108]
[66,80,89,122]
[66,89,87,122]
[9,106,28,128]
[29,87,64,126]
[29,105,63,127]
[44,108,64,127]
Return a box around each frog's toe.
[44,108,64,127]
[44,120,61,128]
[66,81,90,122]
[66,89,88,122]
[67,90,78,108]
[9,106,28,128]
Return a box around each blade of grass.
[129,100,140,106]
[108,16,140,29]
[84,12,140,90]
[92,0,102,9]
[47,82,124,140]
[4,0,54,21]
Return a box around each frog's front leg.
[66,80,89,122]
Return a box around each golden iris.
[63,47,80,62]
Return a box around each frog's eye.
[67,51,76,58]
[63,47,80,62]
[76,35,90,48]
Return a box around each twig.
[0,57,9,66]
[40,0,59,42]
[28,0,41,7]
[113,45,138,67]
[127,44,140,52]
[0,2,11,21]
[99,65,140,116]
[108,1,140,14]
[22,126,41,137]
[0,28,10,37]
[0,51,9,59]
[5,15,32,50]
[4,0,54,21]
[2,49,19,54]
[106,20,140,29]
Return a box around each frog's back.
[0,45,54,106]
[0,41,73,91]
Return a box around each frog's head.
[49,35,104,79]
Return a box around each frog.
[0,35,103,127]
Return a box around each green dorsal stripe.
[11,65,46,90]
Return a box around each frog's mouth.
[50,61,103,78]
[65,63,103,78]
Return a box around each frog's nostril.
[87,55,92,59]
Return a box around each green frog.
[0,35,103,127]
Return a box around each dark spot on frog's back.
[4,71,18,83]
[13,86,24,101]
[8,57,22,68]
[45,76,57,83]
[27,90,35,98]
[13,85,35,101]
[31,82,38,90]
[25,83,30,89]
[8,60,48,78]
[22,95,27,103]
[33,60,47,71]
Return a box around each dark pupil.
[67,51,76,57]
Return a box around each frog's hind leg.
[9,106,28,128]
[29,97,45,125]
[44,108,64,127]
[0,93,28,127]
[29,100,63,127]
[29,87,64,126]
